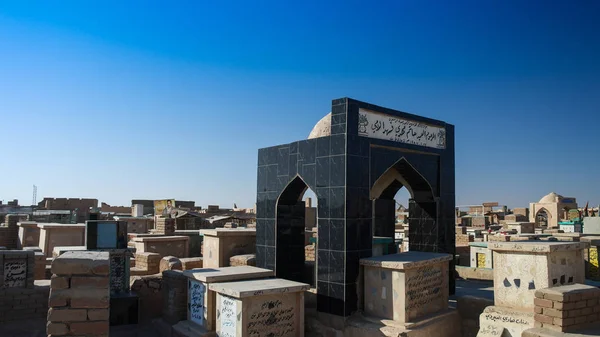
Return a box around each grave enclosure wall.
[0,214,28,249]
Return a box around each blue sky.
[0,1,599,208]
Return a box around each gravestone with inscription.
[360,252,453,325]
[172,266,273,336]
[0,250,34,289]
[476,241,587,337]
[210,278,309,337]
[489,241,586,310]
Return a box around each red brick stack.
[533,284,600,332]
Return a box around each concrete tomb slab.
[52,245,86,258]
[201,228,256,268]
[176,266,274,335]
[37,223,86,258]
[131,235,190,258]
[489,241,587,310]
[17,221,40,248]
[210,278,309,337]
[360,252,453,324]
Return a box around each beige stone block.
[70,276,109,289]
[46,322,68,335]
[553,316,575,327]
[70,296,109,309]
[70,321,109,335]
[533,298,553,308]
[542,308,565,318]
[534,306,543,314]
[534,313,553,324]
[51,251,109,276]
[554,301,577,310]
[47,308,88,322]
[88,308,109,320]
[50,276,70,290]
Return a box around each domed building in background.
[529,192,578,228]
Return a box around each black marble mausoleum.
[256,98,455,317]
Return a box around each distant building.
[37,197,97,223]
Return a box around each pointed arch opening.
[275,175,317,286]
[535,207,551,228]
[370,157,436,254]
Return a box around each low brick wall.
[162,270,187,325]
[131,275,164,323]
[533,284,600,332]
[0,280,50,323]
[131,252,161,276]
[230,254,256,267]
[47,251,110,337]
[456,233,474,246]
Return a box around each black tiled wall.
[256,97,456,317]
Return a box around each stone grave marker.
[210,278,309,337]
[172,266,273,336]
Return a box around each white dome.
[539,192,563,203]
[307,113,331,139]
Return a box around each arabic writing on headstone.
[189,280,205,325]
[4,261,27,288]
[405,265,443,312]
[358,108,446,149]
[220,295,237,337]
[109,254,126,293]
[247,297,296,337]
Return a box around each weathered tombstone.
[477,241,588,337]
[359,252,460,336]
[201,228,256,268]
[210,278,309,337]
[0,250,34,289]
[172,266,273,336]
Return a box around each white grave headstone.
[4,261,27,288]
[189,280,206,326]
[219,295,237,337]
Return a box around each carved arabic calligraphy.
[247,297,296,337]
[405,266,443,311]
[358,108,446,149]
[4,261,27,288]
